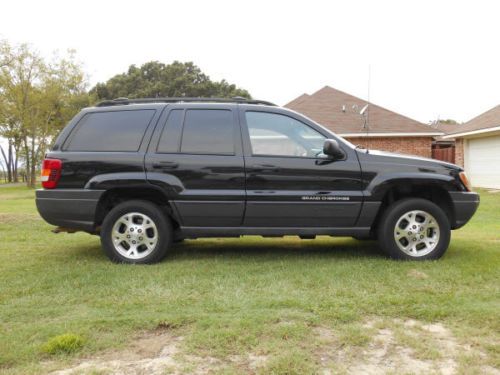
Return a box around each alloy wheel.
[111,212,158,260]
[393,210,440,257]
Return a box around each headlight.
[459,171,472,192]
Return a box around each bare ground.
[46,319,499,375]
[48,330,267,375]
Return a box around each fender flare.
[364,172,457,201]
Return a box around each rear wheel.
[100,200,172,264]
[377,198,450,260]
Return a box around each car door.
[240,106,363,227]
[145,104,245,227]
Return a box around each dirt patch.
[0,213,39,224]
[315,319,499,375]
[50,331,182,375]
[49,330,268,375]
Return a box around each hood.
[361,149,462,171]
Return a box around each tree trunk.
[24,141,31,188]
[30,162,36,188]
[8,142,14,182]
[0,162,6,182]
[0,144,12,182]
[13,150,18,182]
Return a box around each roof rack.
[96,97,277,107]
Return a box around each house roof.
[433,121,462,133]
[285,93,310,108]
[443,104,500,139]
[285,86,443,137]
[431,121,463,141]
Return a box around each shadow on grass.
[70,237,385,263]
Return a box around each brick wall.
[454,138,464,167]
[345,136,433,158]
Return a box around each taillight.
[41,159,62,189]
[459,171,472,192]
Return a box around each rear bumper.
[449,191,480,229]
[36,189,104,232]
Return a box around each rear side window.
[180,110,234,155]
[65,110,155,152]
[157,110,183,153]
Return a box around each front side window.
[245,112,325,157]
[65,110,155,152]
[180,109,234,155]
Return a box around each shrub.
[42,333,85,355]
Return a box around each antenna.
[364,64,371,151]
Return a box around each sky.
[1,0,499,125]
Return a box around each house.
[443,105,500,188]
[285,86,443,158]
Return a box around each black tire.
[377,198,450,260]
[173,231,185,243]
[100,200,172,264]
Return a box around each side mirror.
[323,139,345,160]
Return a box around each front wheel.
[377,198,450,260]
[100,200,172,264]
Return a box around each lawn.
[0,185,498,374]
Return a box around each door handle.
[152,161,178,169]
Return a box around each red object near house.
[432,145,455,164]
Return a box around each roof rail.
[96,97,277,107]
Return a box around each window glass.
[157,110,183,153]
[65,110,155,152]
[245,112,325,157]
[181,110,234,155]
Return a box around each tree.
[0,42,91,187]
[91,61,251,100]
[0,41,23,183]
[439,119,461,125]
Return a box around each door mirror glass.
[323,139,345,160]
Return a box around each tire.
[100,200,172,264]
[377,198,450,260]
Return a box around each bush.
[42,333,85,355]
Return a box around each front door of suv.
[145,104,245,227]
[240,107,363,227]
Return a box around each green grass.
[0,186,499,373]
[41,333,85,355]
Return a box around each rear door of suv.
[145,103,245,227]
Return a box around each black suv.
[36,98,479,263]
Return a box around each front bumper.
[449,191,480,229]
[36,189,104,232]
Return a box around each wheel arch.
[369,178,456,231]
[94,185,180,230]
